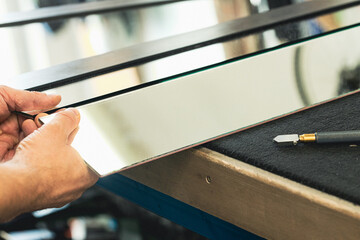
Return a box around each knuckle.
[14,93,25,107]
[31,91,49,101]
[17,130,39,150]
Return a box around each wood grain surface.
[121,147,360,239]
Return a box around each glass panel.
[41,25,360,176]
[43,6,360,107]
[1,0,301,13]
[1,0,104,13]
[1,0,308,82]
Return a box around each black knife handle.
[316,131,360,143]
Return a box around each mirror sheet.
[1,0,274,81]
[5,0,358,90]
[42,25,360,176]
[42,5,360,107]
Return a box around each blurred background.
[0,186,208,240]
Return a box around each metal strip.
[0,0,185,28]
[10,0,360,91]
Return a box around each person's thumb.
[41,108,80,144]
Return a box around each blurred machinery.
[0,186,207,240]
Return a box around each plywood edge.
[194,147,360,238]
[195,147,360,220]
[122,147,360,239]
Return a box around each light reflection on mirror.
[42,25,360,176]
[1,0,102,13]
[0,0,223,81]
[2,0,326,85]
[42,6,360,107]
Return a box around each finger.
[3,149,15,162]
[34,113,48,128]
[55,109,66,113]
[0,114,19,136]
[22,119,38,136]
[0,142,11,160]
[32,109,64,128]
[0,134,19,160]
[0,86,61,112]
[42,108,80,142]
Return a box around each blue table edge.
[97,174,263,240]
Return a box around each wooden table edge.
[121,147,360,239]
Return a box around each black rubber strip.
[0,0,186,28]
[10,0,360,91]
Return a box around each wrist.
[0,160,40,222]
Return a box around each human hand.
[0,86,61,161]
[7,108,99,213]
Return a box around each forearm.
[0,162,35,223]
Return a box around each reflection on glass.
[2,0,317,85]
[42,25,360,176]
[44,6,360,107]
[0,0,224,81]
[1,0,102,13]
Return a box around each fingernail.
[35,113,48,127]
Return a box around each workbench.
[98,91,360,239]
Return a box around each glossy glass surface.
[1,0,303,83]
[43,5,360,107]
[42,25,360,176]
[1,0,103,13]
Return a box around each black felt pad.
[204,91,360,205]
